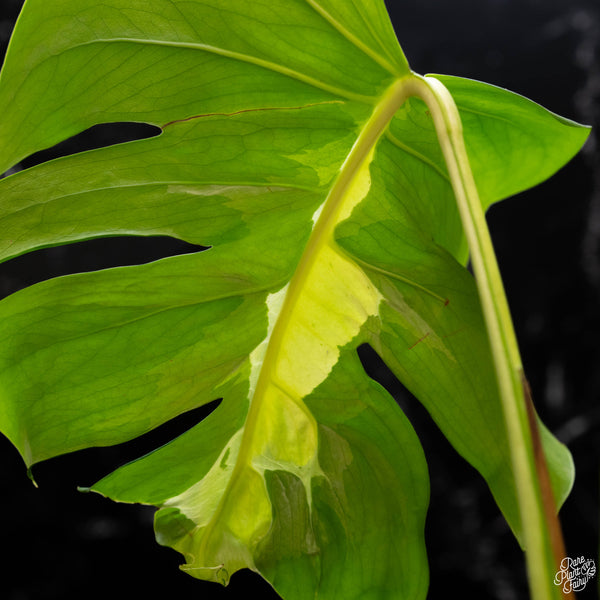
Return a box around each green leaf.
[0,1,589,599]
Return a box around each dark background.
[1,1,598,598]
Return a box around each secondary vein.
[67,37,375,104]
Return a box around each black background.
[1,1,599,598]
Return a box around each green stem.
[403,73,566,600]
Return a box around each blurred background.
[0,0,598,598]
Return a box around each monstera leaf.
[0,1,589,599]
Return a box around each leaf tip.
[26,466,38,488]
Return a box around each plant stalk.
[401,73,568,600]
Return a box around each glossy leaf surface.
[0,1,588,598]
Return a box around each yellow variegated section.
[274,244,382,398]
[158,100,392,583]
[162,429,245,529]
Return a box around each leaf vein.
[64,38,375,103]
[303,0,399,75]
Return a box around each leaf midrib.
[196,75,419,559]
